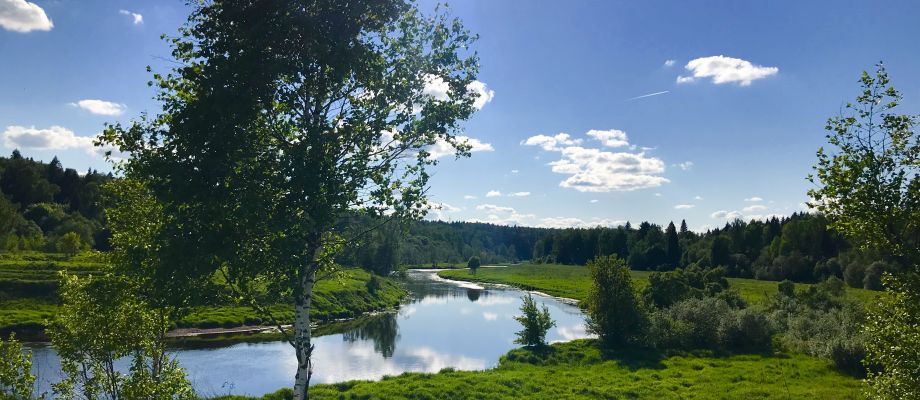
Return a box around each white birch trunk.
[292,268,315,400]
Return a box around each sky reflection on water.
[29,269,591,397]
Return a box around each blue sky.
[1,0,919,231]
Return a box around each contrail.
[627,90,670,101]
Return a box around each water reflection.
[341,313,399,358]
[29,269,592,397]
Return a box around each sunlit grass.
[221,339,862,399]
[438,263,881,305]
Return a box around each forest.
[0,150,894,291]
[532,216,896,289]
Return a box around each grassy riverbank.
[0,252,406,336]
[438,264,880,305]
[219,339,862,399]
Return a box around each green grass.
[219,339,862,399]
[178,269,405,328]
[439,264,881,305]
[0,252,407,334]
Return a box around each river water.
[27,269,591,397]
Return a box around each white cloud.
[0,125,119,158]
[549,146,668,192]
[521,133,581,152]
[677,55,778,86]
[664,59,676,67]
[537,217,625,229]
[476,204,514,213]
[586,129,629,148]
[743,204,767,212]
[589,199,599,204]
[463,195,477,200]
[510,169,519,174]
[427,202,462,221]
[507,192,530,197]
[674,204,695,209]
[468,204,536,226]
[421,75,450,101]
[524,129,668,192]
[71,99,126,116]
[118,9,143,25]
[485,190,501,198]
[677,161,694,171]
[710,210,743,220]
[0,0,52,32]
[482,312,499,321]
[426,135,493,160]
[422,75,494,110]
[466,80,495,110]
[654,193,662,197]
[744,196,763,202]
[694,196,703,200]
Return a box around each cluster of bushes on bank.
[583,256,868,376]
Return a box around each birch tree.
[99,1,483,398]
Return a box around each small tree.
[0,333,36,399]
[808,63,920,399]
[584,256,645,348]
[49,273,194,399]
[56,231,83,256]
[513,294,555,347]
[468,256,481,274]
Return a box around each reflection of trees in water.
[342,313,400,358]
[466,288,482,302]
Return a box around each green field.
[439,264,881,305]
[221,339,862,399]
[0,252,406,335]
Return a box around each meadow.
[221,339,863,400]
[0,252,406,336]
[439,264,881,305]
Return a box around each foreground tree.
[584,256,646,347]
[0,334,36,399]
[49,273,194,400]
[808,63,919,399]
[513,294,555,347]
[99,1,483,398]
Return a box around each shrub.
[467,256,480,274]
[366,275,381,294]
[718,308,773,351]
[828,337,867,377]
[0,333,35,399]
[778,279,795,297]
[584,256,645,348]
[648,297,772,352]
[642,265,730,309]
[513,294,555,347]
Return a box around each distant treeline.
[0,151,112,253]
[336,215,550,275]
[0,152,894,290]
[533,215,897,289]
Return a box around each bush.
[513,294,555,347]
[467,256,480,274]
[648,297,772,352]
[642,265,729,309]
[366,275,381,294]
[0,333,35,398]
[718,308,773,351]
[584,256,645,348]
[828,337,867,377]
[778,279,795,297]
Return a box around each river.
[27,268,591,397]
